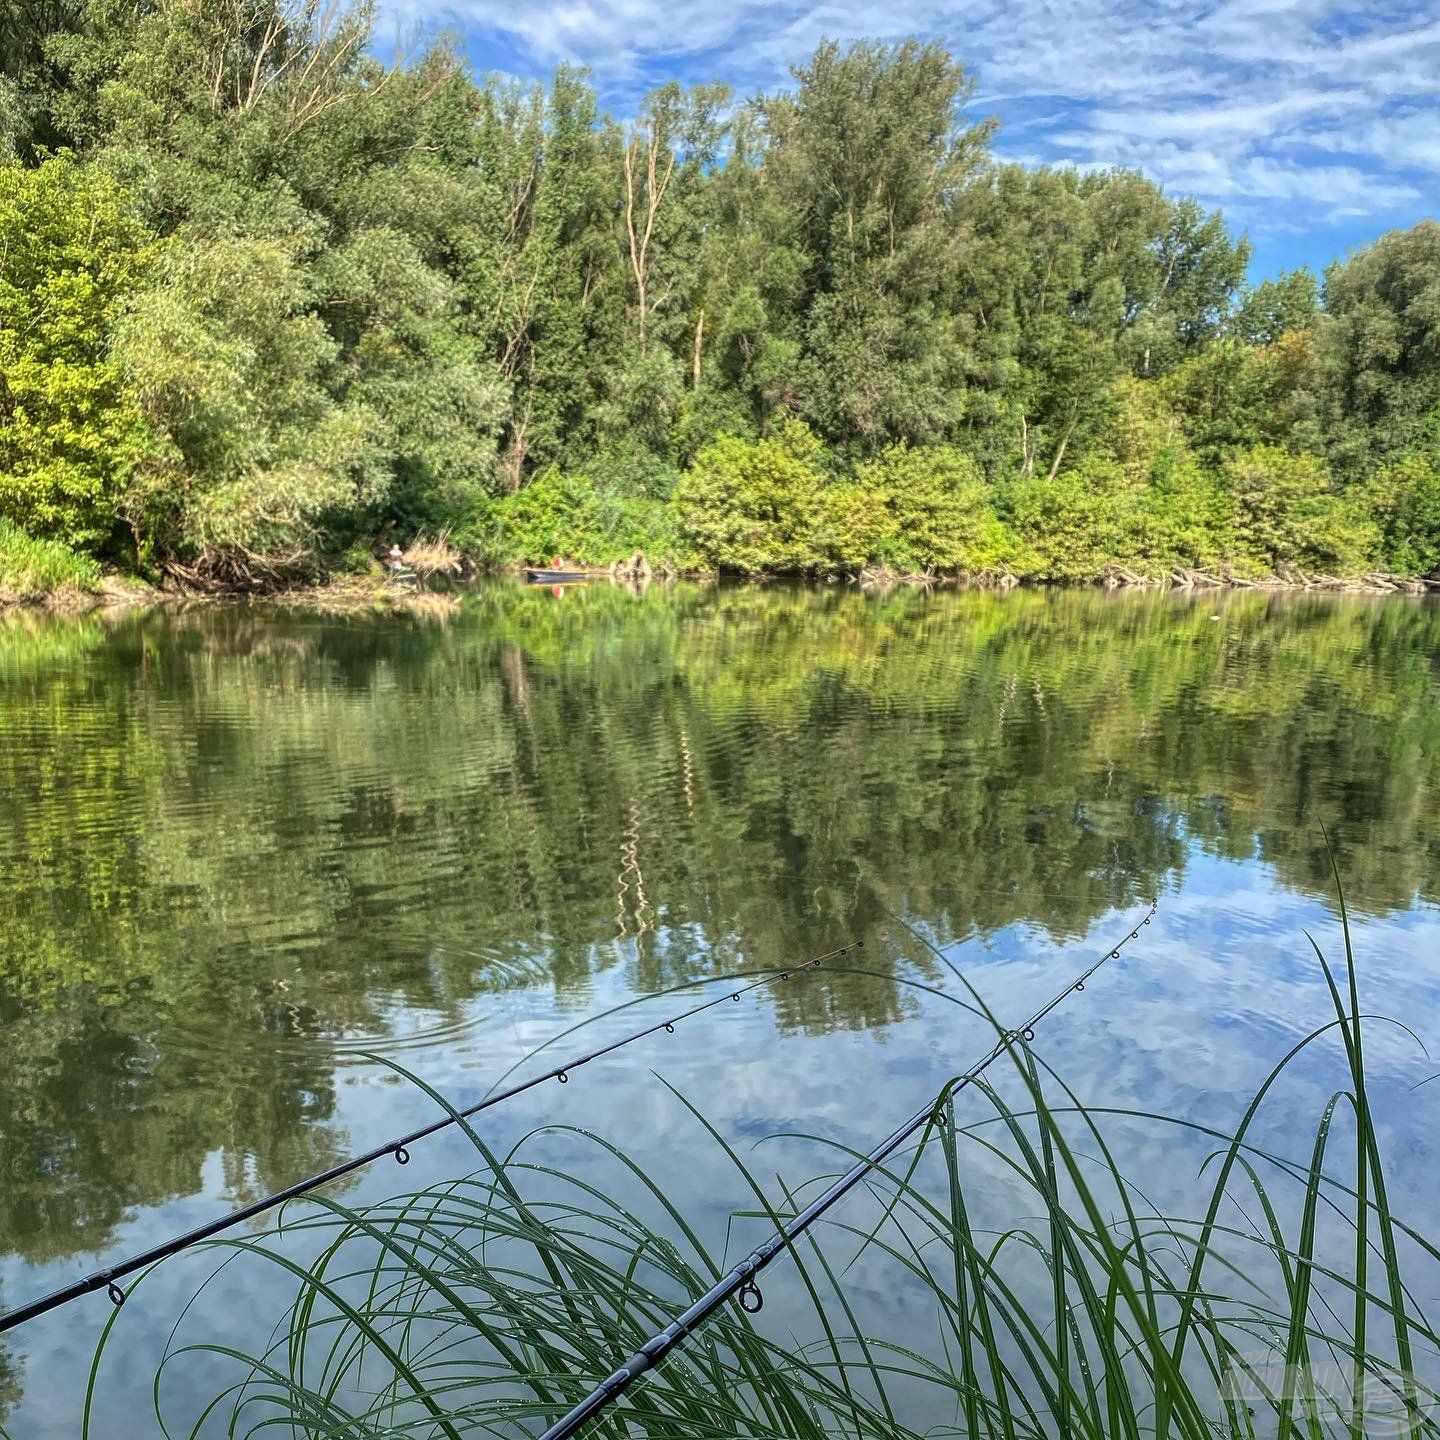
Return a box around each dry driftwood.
[163,543,314,593]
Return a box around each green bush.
[477,471,695,568]
[334,540,382,577]
[1363,452,1440,576]
[1003,457,1141,579]
[678,435,1021,577]
[0,519,101,596]
[1226,444,1379,575]
[813,480,894,570]
[856,443,1013,572]
[615,496,699,569]
[482,471,609,563]
[675,421,830,573]
[1134,452,1236,572]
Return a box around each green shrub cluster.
[672,426,1017,574]
[428,422,1436,580]
[0,518,100,596]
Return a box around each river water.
[1,581,1438,1435]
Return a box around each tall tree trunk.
[623,126,675,347]
[1047,406,1079,480]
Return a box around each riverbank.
[0,575,158,613]
[7,561,1440,614]
[856,560,1440,594]
[0,571,460,616]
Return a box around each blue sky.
[381,0,1439,279]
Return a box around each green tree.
[1164,332,1322,465]
[0,153,156,551]
[1230,268,1320,345]
[1321,221,1440,480]
[1118,195,1251,378]
[0,0,91,157]
[950,168,1245,481]
[115,220,367,575]
[760,40,994,450]
[1226,445,1378,575]
[0,76,20,159]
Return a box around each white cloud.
[1086,90,1369,144]
[1039,134,1424,224]
[1310,111,1440,173]
[386,0,1440,244]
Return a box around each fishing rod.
[0,940,860,1337]
[536,897,1157,1440]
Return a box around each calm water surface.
[2,582,1439,1434]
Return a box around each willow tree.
[1321,220,1440,481]
[759,40,995,450]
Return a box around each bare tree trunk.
[622,125,676,346]
[1047,407,1078,480]
[692,309,704,388]
[499,406,530,493]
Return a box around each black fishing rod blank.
[536,898,1157,1440]
[0,940,859,1336]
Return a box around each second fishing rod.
[536,896,1159,1440]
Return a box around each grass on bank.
[0,519,100,599]
[403,530,465,578]
[78,882,1440,1440]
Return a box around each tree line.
[2,1,1438,585]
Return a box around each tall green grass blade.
[82,874,1439,1440]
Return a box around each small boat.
[525,569,591,584]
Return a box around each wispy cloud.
[387,0,1440,267]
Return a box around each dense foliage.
[1,3,1437,582]
[0,516,100,596]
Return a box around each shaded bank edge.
[4,560,1440,613]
